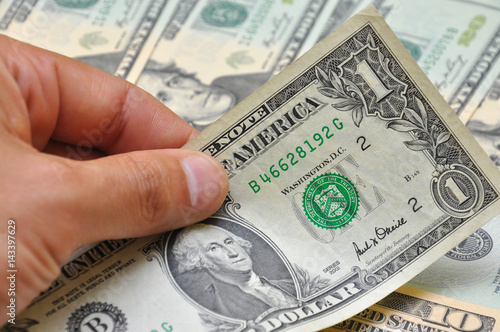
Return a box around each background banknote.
[295,0,361,56]
[303,0,500,123]
[135,0,360,131]
[9,6,500,331]
[466,74,500,169]
[322,286,500,332]
[408,216,500,310]
[0,0,178,81]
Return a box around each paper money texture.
[322,286,500,332]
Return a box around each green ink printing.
[248,117,342,194]
[201,2,248,28]
[54,0,99,9]
[302,173,359,229]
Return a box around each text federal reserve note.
[9,6,500,332]
[322,286,500,332]
[0,0,178,82]
[136,0,356,131]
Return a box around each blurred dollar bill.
[321,286,500,332]
[0,0,178,82]
[407,216,500,310]
[135,0,360,131]
[466,74,500,169]
[306,0,500,123]
[10,6,500,331]
[407,75,500,310]
[294,0,362,58]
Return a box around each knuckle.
[94,84,130,151]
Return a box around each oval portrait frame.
[164,217,298,323]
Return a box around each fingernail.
[181,154,223,207]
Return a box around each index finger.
[1,35,197,153]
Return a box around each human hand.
[0,35,229,322]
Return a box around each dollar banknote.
[135,0,359,131]
[305,0,500,123]
[406,74,500,310]
[295,0,363,59]
[466,74,500,169]
[8,6,500,331]
[0,0,178,82]
[321,286,500,332]
[407,216,500,310]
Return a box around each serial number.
[92,0,117,27]
[421,27,458,75]
[238,0,273,46]
[248,118,344,193]
[151,321,173,332]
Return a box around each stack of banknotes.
[1,1,499,331]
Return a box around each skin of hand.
[0,35,229,323]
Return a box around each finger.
[0,54,31,144]
[0,35,198,152]
[55,149,229,246]
[43,139,105,160]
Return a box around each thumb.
[61,149,229,246]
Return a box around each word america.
[211,97,327,178]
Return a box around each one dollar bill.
[407,75,500,309]
[9,5,500,331]
[308,0,500,123]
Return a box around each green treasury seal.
[201,2,248,27]
[54,0,98,9]
[302,173,359,229]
